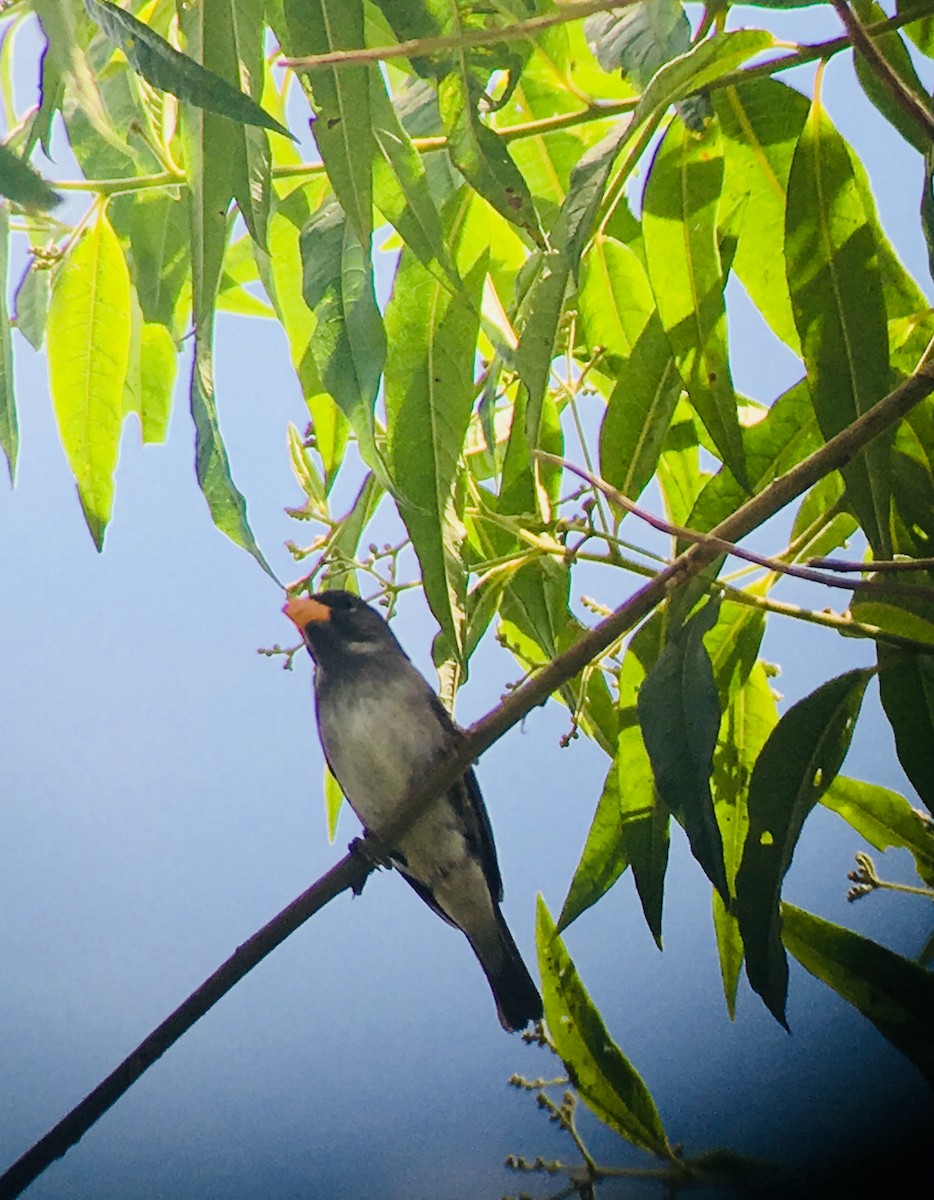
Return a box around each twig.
[4,353,934,1198]
[808,555,934,573]
[281,0,636,70]
[833,0,934,146]
[544,460,934,603]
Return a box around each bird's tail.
[470,907,543,1033]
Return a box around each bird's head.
[283,590,397,666]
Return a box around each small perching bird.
[284,590,542,1032]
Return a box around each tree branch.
[4,354,934,1198]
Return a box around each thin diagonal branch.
[4,353,934,1200]
[551,459,934,603]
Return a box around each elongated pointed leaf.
[785,97,892,556]
[537,897,671,1157]
[284,0,373,247]
[783,904,934,1087]
[47,208,131,548]
[822,775,934,886]
[716,79,807,353]
[14,256,53,351]
[638,598,728,900]
[369,70,458,287]
[736,670,873,1027]
[561,614,669,941]
[0,141,62,210]
[853,0,929,154]
[878,647,934,813]
[300,202,386,474]
[84,0,293,140]
[586,0,710,130]
[385,240,488,661]
[139,323,176,445]
[0,204,16,483]
[644,119,747,489]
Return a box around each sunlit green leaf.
[284,0,373,247]
[47,207,131,548]
[785,96,892,556]
[783,903,934,1087]
[716,79,806,353]
[736,669,873,1027]
[644,118,747,489]
[822,774,934,886]
[537,897,671,1157]
[853,0,929,154]
[384,222,488,660]
[139,322,176,445]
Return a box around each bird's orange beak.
[283,596,331,628]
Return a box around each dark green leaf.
[783,903,934,1088]
[878,647,934,813]
[537,897,671,1157]
[190,344,276,577]
[643,118,747,489]
[561,614,669,941]
[736,670,873,1027]
[638,598,728,900]
[0,142,62,211]
[785,96,892,556]
[84,0,294,140]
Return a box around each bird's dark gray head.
[283,590,401,669]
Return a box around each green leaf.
[878,647,934,813]
[13,256,53,351]
[324,763,344,842]
[300,202,386,475]
[190,343,275,577]
[0,141,62,211]
[514,248,570,461]
[853,0,930,154]
[537,897,671,1157]
[850,599,934,648]
[585,0,710,130]
[438,69,541,244]
[785,96,892,556]
[0,203,16,482]
[321,472,383,593]
[47,207,131,549]
[118,192,190,334]
[369,70,459,288]
[84,0,293,141]
[560,614,669,942]
[638,598,728,900]
[643,118,747,489]
[782,903,934,1088]
[822,775,934,887]
[139,323,176,445]
[715,79,807,353]
[735,669,873,1028]
[284,0,373,247]
[685,378,820,541]
[384,229,488,661]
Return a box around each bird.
[283,589,543,1032]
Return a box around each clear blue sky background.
[1,5,933,1198]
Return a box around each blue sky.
[1,4,933,1198]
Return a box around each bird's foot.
[349,834,393,892]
